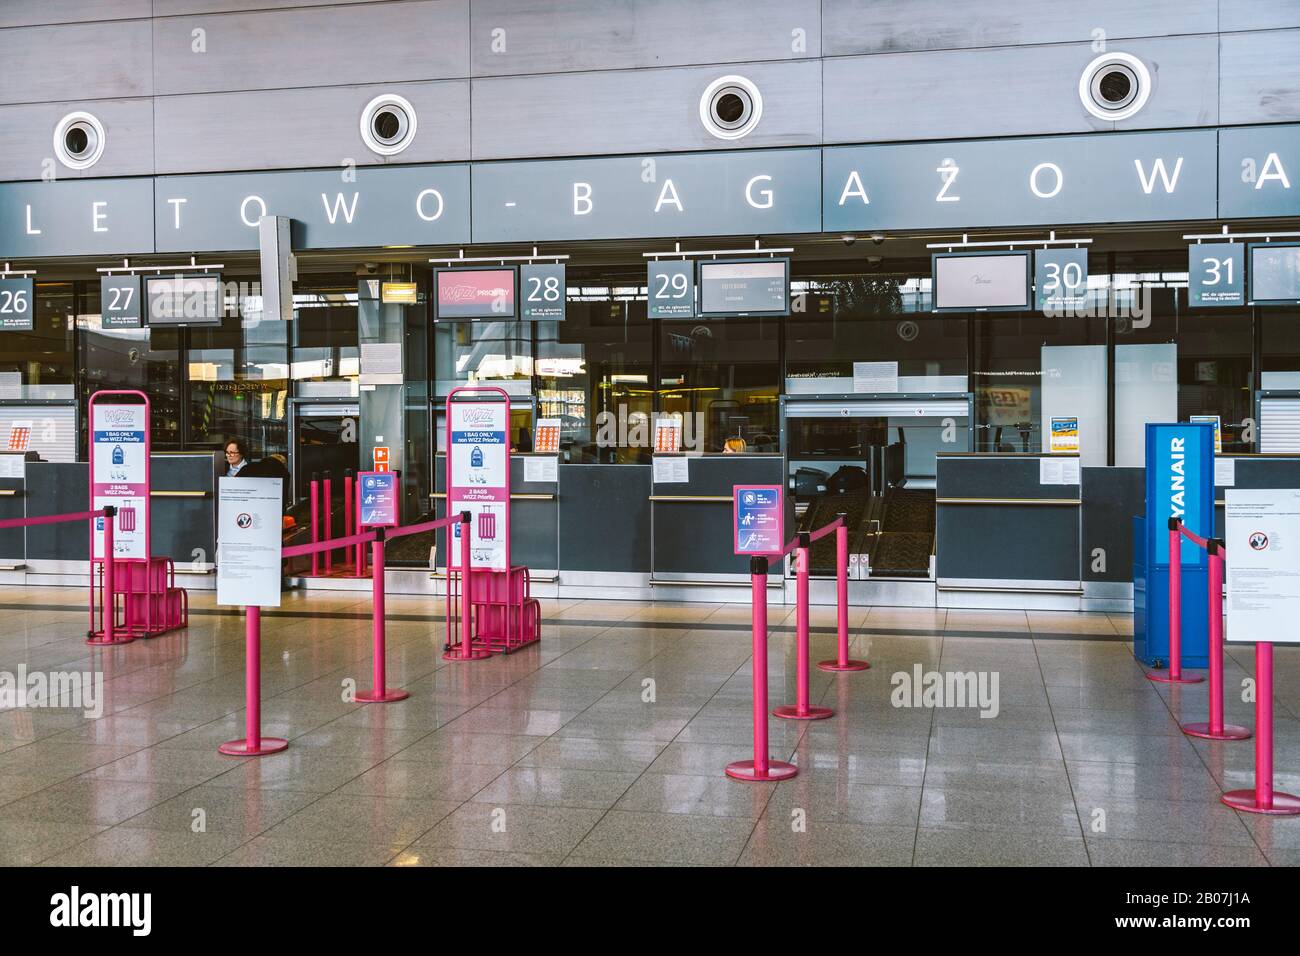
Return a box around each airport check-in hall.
[0,0,1299,880]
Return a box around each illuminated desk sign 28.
[932,251,1031,313]
[434,267,516,320]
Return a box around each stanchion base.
[773,705,834,721]
[355,688,410,703]
[817,659,870,672]
[1146,671,1205,684]
[1183,721,1251,741]
[441,648,492,662]
[218,737,288,757]
[1221,789,1300,815]
[85,635,133,647]
[725,759,798,782]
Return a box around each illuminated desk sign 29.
[1248,242,1300,306]
[146,273,223,327]
[697,257,789,317]
[434,267,516,320]
[932,251,1031,313]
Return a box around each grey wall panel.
[152,0,469,96]
[1220,30,1300,125]
[558,464,650,574]
[469,0,820,76]
[0,20,152,105]
[1081,466,1144,583]
[1217,1,1300,32]
[822,0,1218,56]
[0,99,154,181]
[824,35,1217,144]
[161,1,398,13]
[23,463,89,562]
[471,59,821,159]
[0,0,152,28]
[936,456,1079,500]
[936,503,1080,582]
[154,82,471,174]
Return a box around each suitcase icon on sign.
[478,510,496,540]
[117,506,136,532]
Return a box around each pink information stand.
[87,390,187,643]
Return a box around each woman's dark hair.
[224,437,250,458]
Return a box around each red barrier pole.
[1149,518,1203,684]
[218,606,288,756]
[1223,642,1300,815]
[343,472,354,568]
[443,510,490,661]
[819,515,869,672]
[775,533,833,721]
[727,555,797,781]
[356,529,408,703]
[323,474,333,575]
[355,491,367,578]
[87,506,131,646]
[309,476,320,577]
[1184,539,1249,740]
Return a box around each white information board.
[448,398,509,570]
[216,477,283,608]
[1225,488,1300,644]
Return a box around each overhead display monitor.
[697,257,789,317]
[434,267,517,320]
[1249,242,1300,306]
[932,251,1031,312]
[146,273,223,327]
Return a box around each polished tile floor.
[0,587,1297,866]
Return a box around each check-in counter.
[431,453,560,576]
[18,454,219,576]
[936,453,1082,604]
[1211,455,1300,537]
[0,453,25,569]
[649,453,785,593]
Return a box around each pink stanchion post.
[1222,642,1300,815]
[1184,539,1250,741]
[323,474,333,575]
[309,476,320,577]
[727,555,798,782]
[87,505,131,647]
[444,511,490,662]
[343,472,354,569]
[1149,518,1204,685]
[218,605,288,756]
[775,533,834,721]
[355,529,408,703]
[819,514,869,673]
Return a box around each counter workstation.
[936,452,1300,611]
[0,452,220,587]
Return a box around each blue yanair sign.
[823,129,1218,231]
[1145,422,1214,567]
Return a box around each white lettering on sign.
[745,174,774,209]
[24,204,40,235]
[935,162,961,203]
[240,195,267,228]
[1133,157,1184,194]
[415,188,444,221]
[654,178,683,213]
[573,182,593,215]
[1256,152,1292,190]
[837,169,870,206]
[1169,436,1185,517]
[322,191,359,225]
[167,197,186,229]
[91,201,108,232]
[1029,162,1064,199]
